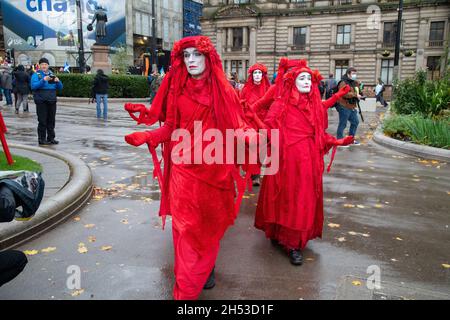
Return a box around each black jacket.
[13,71,31,95]
[92,74,109,95]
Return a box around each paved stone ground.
[0,101,448,300]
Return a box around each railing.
[290,44,307,51]
[428,40,444,47]
[335,44,351,49]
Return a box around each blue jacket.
[30,70,63,103]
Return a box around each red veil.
[240,63,271,102]
[125,36,252,226]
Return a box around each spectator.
[336,67,361,146]
[31,58,63,146]
[92,69,109,120]
[13,65,31,114]
[1,66,13,107]
[375,78,388,108]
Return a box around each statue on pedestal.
[87,6,108,44]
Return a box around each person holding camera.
[336,67,361,146]
[30,58,63,146]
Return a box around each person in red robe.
[246,59,353,265]
[239,63,271,186]
[124,36,256,299]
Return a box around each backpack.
[0,171,45,221]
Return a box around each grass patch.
[0,152,43,172]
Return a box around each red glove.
[335,84,351,99]
[125,131,154,147]
[336,135,354,146]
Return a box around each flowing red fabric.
[125,36,256,300]
[255,61,339,250]
[240,63,271,122]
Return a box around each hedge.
[55,74,149,98]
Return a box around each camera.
[48,75,56,84]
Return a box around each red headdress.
[241,63,271,103]
[138,36,244,133]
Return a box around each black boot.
[39,140,51,146]
[289,249,303,266]
[203,267,215,290]
[48,139,59,145]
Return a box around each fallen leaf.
[41,247,57,253]
[101,246,113,251]
[395,237,403,241]
[343,204,355,208]
[375,204,384,208]
[242,195,250,199]
[78,243,88,254]
[442,264,450,269]
[88,236,96,243]
[84,224,95,229]
[412,179,421,182]
[306,258,314,261]
[357,205,366,209]
[73,217,81,222]
[391,258,398,262]
[120,219,129,225]
[337,237,346,242]
[328,223,340,228]
[71,289,85,297]
[352,280,362,286]
[23,250,39,256]
[115,209,128,213]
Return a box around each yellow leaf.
[101,246,113,251]
[78,247,88,254]
[88,236,96,243]
[115,209,128,213]
[328,223,340,228]
[242,195,250,199]
[395,237,403,241]
[431,160,439,164]
[337,237,346,242]
[23,250,39,256]
[41,247,57,253]
[343,204,355,208]
[352,280,362,286]
[375,204,384,208]
[120,219,129,225]
[71,289,85,297]
[412,179,421,182]
[357,205,366,209]
[84,224,95,229]
[442,264,450,269]
[73,217,81,222]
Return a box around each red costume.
[124,36,255,299]
[240,63,271,122]
[249,59,353,257]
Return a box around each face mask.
[351,73,357,80]
[296,72,312,93]
[253,70,263,84]
[183,47,206,77]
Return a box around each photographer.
[336,67,361,146]
[30,58,63,146]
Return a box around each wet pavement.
[0,101,448,300]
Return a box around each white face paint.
[183,47,206,77]
[296,72,312,93]
[253,70,263,84]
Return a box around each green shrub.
[383,114,450,149]
[56,74,149,98]
[392,70,450,117]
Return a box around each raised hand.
[125,131,153,147]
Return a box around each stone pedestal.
[91,44,111,74]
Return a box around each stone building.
[201,0,450,94]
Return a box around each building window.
[232,0,250,3]
[383,22,397,47]
[335,60,349,82]
[429,21,445,47]
[381,59,394,85]
[293,27,307,47]
[427,56,441,80]
[336,24,351,45]
[233,28,243,49]
[231,60,244,80]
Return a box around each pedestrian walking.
[30,58,63,146]
[13,65,31,114]
[1,66,13,107]
[335,67,361,146]
[324,73,337,100]
[375,78,388,107]
[92,69,109,120]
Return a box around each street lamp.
[76,0,86,73]
[393,0,403,82]
[151,0,158,73]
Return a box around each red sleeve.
[322,94,339,109]
[252,85,276,114]
[148,91,176,145]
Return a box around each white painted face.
[253,69,263,84]
[183,47,206,77]
[296,72,312,93]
